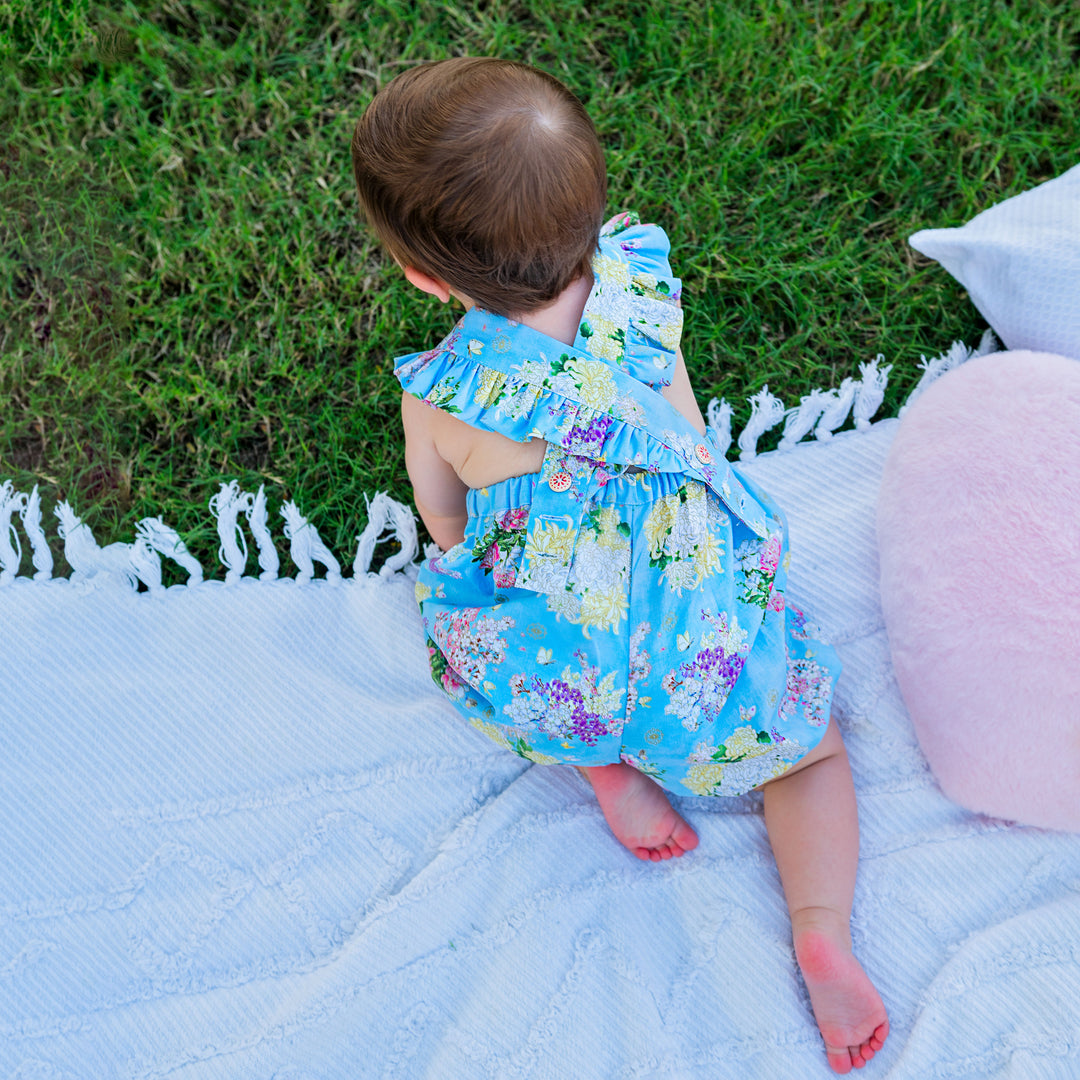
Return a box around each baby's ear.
[403,265,452,304]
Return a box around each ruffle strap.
[574,216,684,390]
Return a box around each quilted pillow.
[909,163,1080,361]
[877,350,1080,831]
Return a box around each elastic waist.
[467,468,699,519]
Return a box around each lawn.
[2,0,1078,574]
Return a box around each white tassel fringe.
[0,481,25,586]
[354,492,420,579]
[737,386,786,460]
[900,329,999,416]
[0,337,997,590]
[814,377,857,441]
[209,480,251,584]
[779,389,829,451]
[854,356,893,431]
[247,485,280,581]
[136,518,203,584]
[705,398,734,459]
[55,502,142,590]
[22,486,54,580]
[281,501,341,585]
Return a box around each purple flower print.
[565,413,613,458]
[533,676,609,745]
[662,644,747,731]
[504,650,622,747]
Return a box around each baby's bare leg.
[762,718,889,1073]
[579,764,699,862]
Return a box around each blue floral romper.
[396,213,840,798]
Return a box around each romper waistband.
[467,468,704,520]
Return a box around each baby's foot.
[581,763,699,861]
[793,916,889,1073]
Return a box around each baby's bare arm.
[662,347,707,436]
[401,392,470,550]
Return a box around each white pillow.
[909,162,1080,361]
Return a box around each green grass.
[2,0,1078,576]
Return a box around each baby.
[352,57,888,1073]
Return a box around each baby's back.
[426,405,548,489]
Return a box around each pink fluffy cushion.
[877,350,1080,831]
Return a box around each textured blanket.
[3,340,1079,1079]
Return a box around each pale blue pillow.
[910,163,1080,361]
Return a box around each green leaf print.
[648,551,674,572]
[740,569,773,609]
[471,518,527,570]
[426,636,450,689]
[427,379,463,414]
[511,737,536,760]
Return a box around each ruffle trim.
[395,313,774,540]
[574,214,683,390]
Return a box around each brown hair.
[351,57,607,315]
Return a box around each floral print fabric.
[398,214,841,797]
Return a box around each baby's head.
[351,57,606,315]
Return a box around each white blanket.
[3,352,1079,1079]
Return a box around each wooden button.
[694,443,713,464]
[548,470,573,492]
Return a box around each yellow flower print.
[644,496,677,558]
[581,669,623,717]
[690,531,723,582]
[684,761,726,796]
[470,718,512,751]
[522,748,561,765]
[527,520,577,562]
[593,506,627,551]
[567,358,617,410]
[763,759,793,784]
[683,482,706,510]
[582,312,624,363]
[414,581,432,604]
[579,586,629,636]
[472,720,559,765]
[473,367,506,406]
[594,255,631,289]
[724,725,768,760]
[657,315,682,351]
